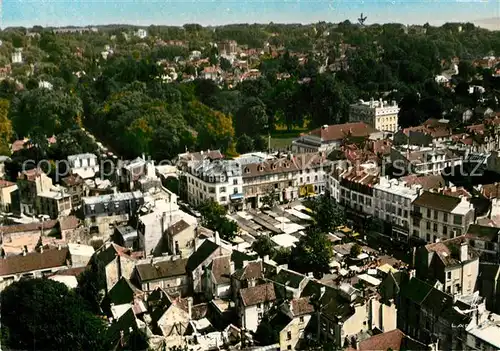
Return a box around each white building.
[465,310,500,350]
[137,198,197,257]
[238,282,276,332]
[135,29,147,39]
[11,49,23,64]
[185,159,244,211]
[390,145,463,176]
[67,153,99,179]
[373,176,421,239]
[410,191,475,243]
[349,99,400,133]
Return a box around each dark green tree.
[253,315,279,345]
[198,200,238,241]
[251,235,275,258]
[1,278,107,351]
[308,195,346,233]
[236,134,254,154]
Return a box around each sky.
[1,0,499,28]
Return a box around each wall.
[342,304,369,341]
[105,257,120,292]
[0,264,67,292]
[242,305,259,332]
[158,305,189,337]
[142,275,189,296]
[216,283,231,298]
[279,315,311,351]
[170,227,196,255]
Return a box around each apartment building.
[0,180,17,213]
[37,186,72,219]
[465,224,500,263]
[242,153,329,208]
[416,236,479,296]
[292,122,380,154]
[410,191,475,244]
[17,168,53,216]
[329,166,377,211]
[373,177,421,240]
[81,191,145,235]
[185,159,243,211]
[349,99,400,133]
[217,40,238,55]
[390,145,463,176]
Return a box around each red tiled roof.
[401,174,445,191]
[53,266,86,277]
[481,183,500,199]
[1,220,58,235]
[290,297,314,317]
[239,282,276,307]
[59,216,80,231]
[358,329,406,351]
[0,247,69,276]
[308,122,378,142]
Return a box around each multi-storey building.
[349,99,399,133]
[17,168,53,216]
[410,191,475,244]
[81,191,144,235]
[185,159,244,211]
[292,122,380,154]
[0,180,17,213]
[416,236,479,296]
[217,40,238,55]
[373,176,421,240]
[391,144,463,176]
[37,186,72,219]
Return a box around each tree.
[236,134,254,154]
[220,56,232,71]
[10,88,83,139]
[198,200,239,241]
[234,97,268,137]
[0,99,13,155]
[308,195,346,233]
[76,258,106,314]
[251,235,275,258]
[290,226,334,279]
[261,187,280,208]
[350,243,362,257]
[253,315,279,345]
[1,278,107,350]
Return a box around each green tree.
[234,97,268,137]
[350,243,362,257]
[1,278,107,351]
[76,258,106,314]
[251,235,275,258]
[290,227,333,279]
[0,99,13,155]
[236,134,254,154]
[261,187,280,208]
[308,195,346,233]
[198,200,238,241]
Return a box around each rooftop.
[306,122,378,142]
[82,191,143,205]
[466,224,500,242]
[135,258,188,282]
[0,247,69,276]
[466,312,500,349]
[413,191,461,212]
[239,282,276,307]
[425,236,478,266]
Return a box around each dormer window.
[245,167,250,174]
[258,165,264,172]
[272,164,277,170]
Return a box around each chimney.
[39,246,43,254]
[187,297,193,320]
[24,245,28,254]
[320,286,326,298]
[57,244,61,250]
[214,231,220,246]
[322,124,328,130]
[460,241,468,262]
[263,254,270,263]
[230,261,235,274]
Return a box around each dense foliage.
[1,278,107,351]
[0,22,499,162]
[198,200,239,241]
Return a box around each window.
[287,346,292,350]
[426,221,431,230]
[220,196,227,202]
[433,223,438,232]
[287,331,292,340]
[233,188,238,194]
[443,213,448,222]
[299,316,304,323]
[233,179,238,185]
[447,286,451,293]
[443,226,447,235]
[434,210,438,220]
[220,187,226,193]
[447,272,451,280]
[257,303,261,309]
[306,176,310,182]
[314,175,318,181]
[427,208,431,218]
[454,215,462,225]
[426,234,431,242]
[209,187,215,194]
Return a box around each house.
[92,243,138,293]
[465,310,500,350]
[238,282,277,332]
[68,243,94,267]
[166,219,195,256]
[356,328,431,351]
[465,224,500,263]
[232,259,265,301]
[272,297,314,350]
[186,237,230,294]
[105,276,143,310]
[81,191,144,235]
[349,99,400,133]
[416,236,479,296]
[292,122,380,154]
[61,174,86,208]
[410,191,475,244]
[0,246,70,291]
[67,153,99,179]
[397,277,477,350]
[134,257,189,296]
[113,225,138,249]
[203,255,233,299]
[17,168,53,216]
[0,180,17,212]
[37,185,72,219]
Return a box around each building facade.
[349,99,400,133]
[17,168,53,216]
